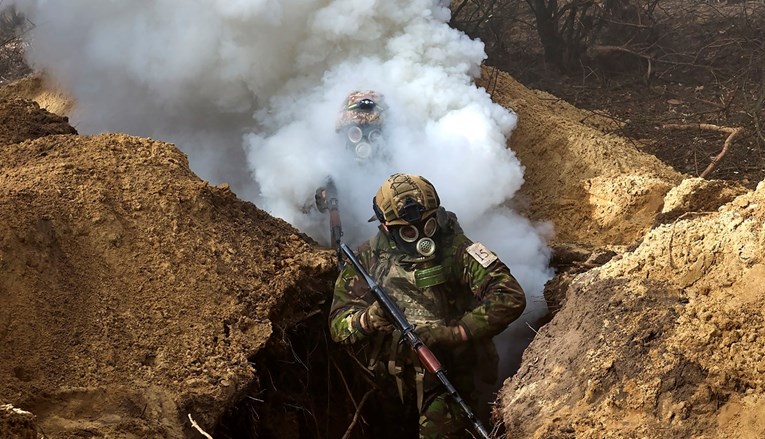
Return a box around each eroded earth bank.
[1,68,764,438]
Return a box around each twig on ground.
[490,417,505,438]
[526,322,540,335]
[345,349,376,381]
[579,108,626,132]
[331,358,359,408]
[661,123,745,178]
[750,80,765,143]
[297,308,323,323]
[341,388,375,439]
[187,414,213,439]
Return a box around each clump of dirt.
[0,404,36,439]
[0,96,75,144]
[656,177,748,225]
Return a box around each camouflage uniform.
[329,213,526,438]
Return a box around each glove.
[314,187,328,212]
[359,301,394,334]
[415,324,467,348]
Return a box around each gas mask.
[344,123,384,161]
[388,215,440,259]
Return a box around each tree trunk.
[532,0,565,68]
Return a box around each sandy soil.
[499,179,765,438]
[483,67,765,438]
[0,95,336,437]
[1,67,764,438]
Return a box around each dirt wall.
[498,180,765,438]
[0,98,336,438]
[480,66,683,248]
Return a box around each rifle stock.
[339,242,491,439]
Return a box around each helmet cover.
[373,173,440,226]
[336,90,386,131]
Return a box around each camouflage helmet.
[372,174,440,226]
[336,90,385,131]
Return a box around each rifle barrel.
[326,179,344,270]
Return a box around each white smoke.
[12,0,552,333]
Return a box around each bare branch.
[600,17,651,29]
[187,414,214,439]
[341,388,375,439]
[662,123,745,178]
[331,358,359,408]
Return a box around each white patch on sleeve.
[466,242,498,268]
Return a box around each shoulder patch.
[466,242,498,268]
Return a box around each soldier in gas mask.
[329,173,527,438]
[335,90,387,162]
[314,90,388,214]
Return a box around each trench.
[213,268,557,439]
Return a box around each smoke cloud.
[12,0,553,370]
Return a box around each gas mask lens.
[422,217,437,237]
[347,126,363,143]
[367,128,382,144]
[399,224,419,242]
[398,216,438,243]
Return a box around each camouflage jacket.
[328,214,526,347]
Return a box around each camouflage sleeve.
[328,246,375,345]
[454,238,526,341]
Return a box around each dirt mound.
[481,66,683,248]
[498,180,765,438]
[482,66,765,438]
[0,98,336,437]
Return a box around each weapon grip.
[415,345,442,374]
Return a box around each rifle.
[324,179,344,270]
[339,242,492,439]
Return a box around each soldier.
[329,173,527,438]
[335,90,387,162]
[314,90,386,218]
